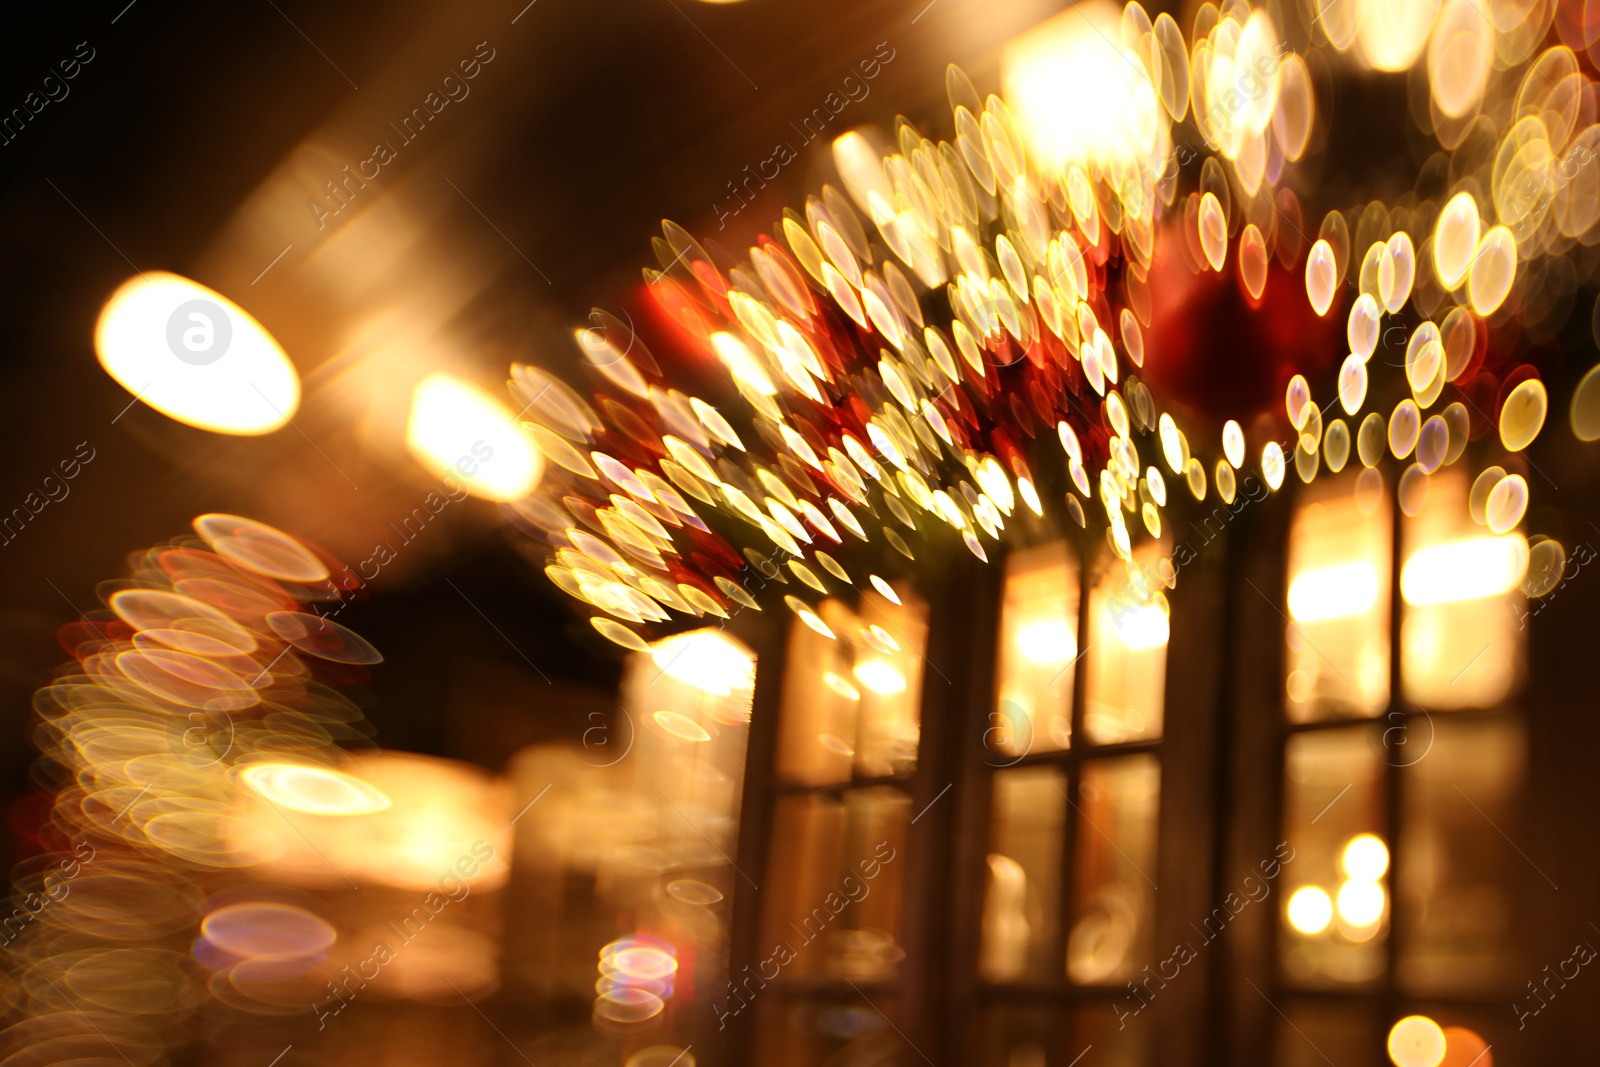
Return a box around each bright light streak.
[406,373,543,501]
[1342,834,1391,881]
[1400,535,1528,605]
[1016,619,1078,665]
[1105,601,1170,650]
[853,659,908,694]
[1336,878,1386,927]
[651,630,756,696]
[1002,1,1161,172]
[1288,562,1379,621]
[711,332,777,396]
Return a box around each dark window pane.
[1068,755,1160,985]
[982,765,1066,981]
[1398,716,1525,995]
[760,786,910,982]
[1281,726,1388,987]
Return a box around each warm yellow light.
[95,272,299,435]
[406,373,543,502]
[1105,601,1169,650]
[1387,1015,1447,1067]
[853,659,908,695]
[710,332,777,396]
[975,456,1015,515]
[1336,878,1386,927]
[238,762,391,815]
[1342,834,1391,881]
[868,575,902,605]
[1002,1,1161,173]
[1400,536,1529,605]
[833,131,894,223]
[1288,562,1379,621]
[1016,619,1077,665]
[650,630,756,697]
[1286,886,1334,935]
[1356,0,1438,73]
[1017,476,1043,517]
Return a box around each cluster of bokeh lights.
[55,0,1600,1061]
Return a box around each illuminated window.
[1273,470,1525,1056]
[772,590,926,787]
[748,586,927,1062]
[737,542,1168,1065]
[978,545,1165,1063]
[1284,482,1391,721]
[991,543,1079,758]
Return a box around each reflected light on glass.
[1015,619,1078,664]
[1286,885,1334,935]
[652,710,711,743]
[1288,562,1379,621]
[596,936,675,1023]
[1400,536,1529,605]
[1387,1015,1448,1067]
[95,272,300,435]
[1105,601,1169,650]
[238,762,392,815]
[1341,833,1391,881]
[1002,0,1157,172]
[823,671,862,701]
[406,373,543,501]
[1336,878,1386,928]
[853,659,908,694]
[650,630,756,696]
[601,943,679,983]
[1440,1027,1491,1067]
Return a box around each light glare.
[406,374,543,502]
[1288,562,1379,621]
[1400,536,1528,605]
[95,272,299,435]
